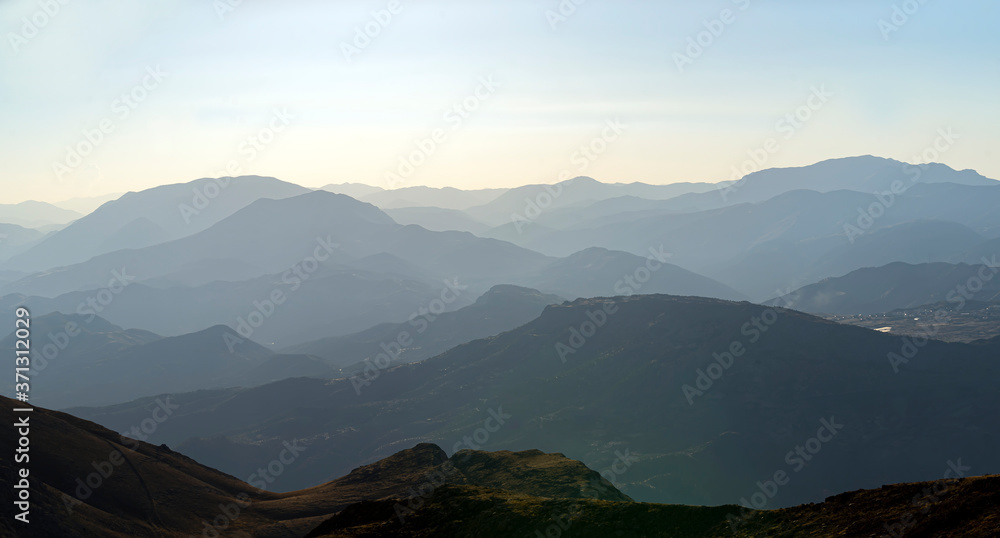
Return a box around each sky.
[1,0,998,204]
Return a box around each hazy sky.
[1,0,997,203]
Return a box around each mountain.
[663,155,999,212]
[2,190,550,298]
[516,247,748,301]
[0,200,81,228]
[713,218,990,300]
[360,185,509,210]
[491,188,883,258]
[51,192,125,214]
[341,252,441,282]
[0,312,336,409]
[384,206,491,234]
[491,183,1000,300]
[72,295,1000,508]
[481,195,696,246]
[966,237,1000,262]
[523,194,695,229]
[0,312,160,367]
[284,285,564,367]
[0,267,463,350]
[482,156,999,244]
[2,176,311,273]
[95,216,171,252]
[467,176,720,227]
[319,182,386,199]
[53,324,334,408]
[0,223,46,264]
[768,261,1000,314]
[321,183,509,210]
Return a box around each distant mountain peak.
[559,175,601,186]
[474,284,563,307]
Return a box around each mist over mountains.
[8,0,999,532]
[1,176,311,273]
[4,154,1000,536]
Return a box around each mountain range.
[285,285,564,368]
[1,176,311,273]
[3,155,1000,535]
[70,294,1000,509]
[0,200,81,228]
[0,312,336,408]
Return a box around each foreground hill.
[310,473,1000,537]
[0,397,628,537]
[3,396,996,537]
[73,294,1000,508]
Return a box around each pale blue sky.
[1,0,997,203]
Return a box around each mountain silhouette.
[2,176,310,273]
[71,294,1000,508]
